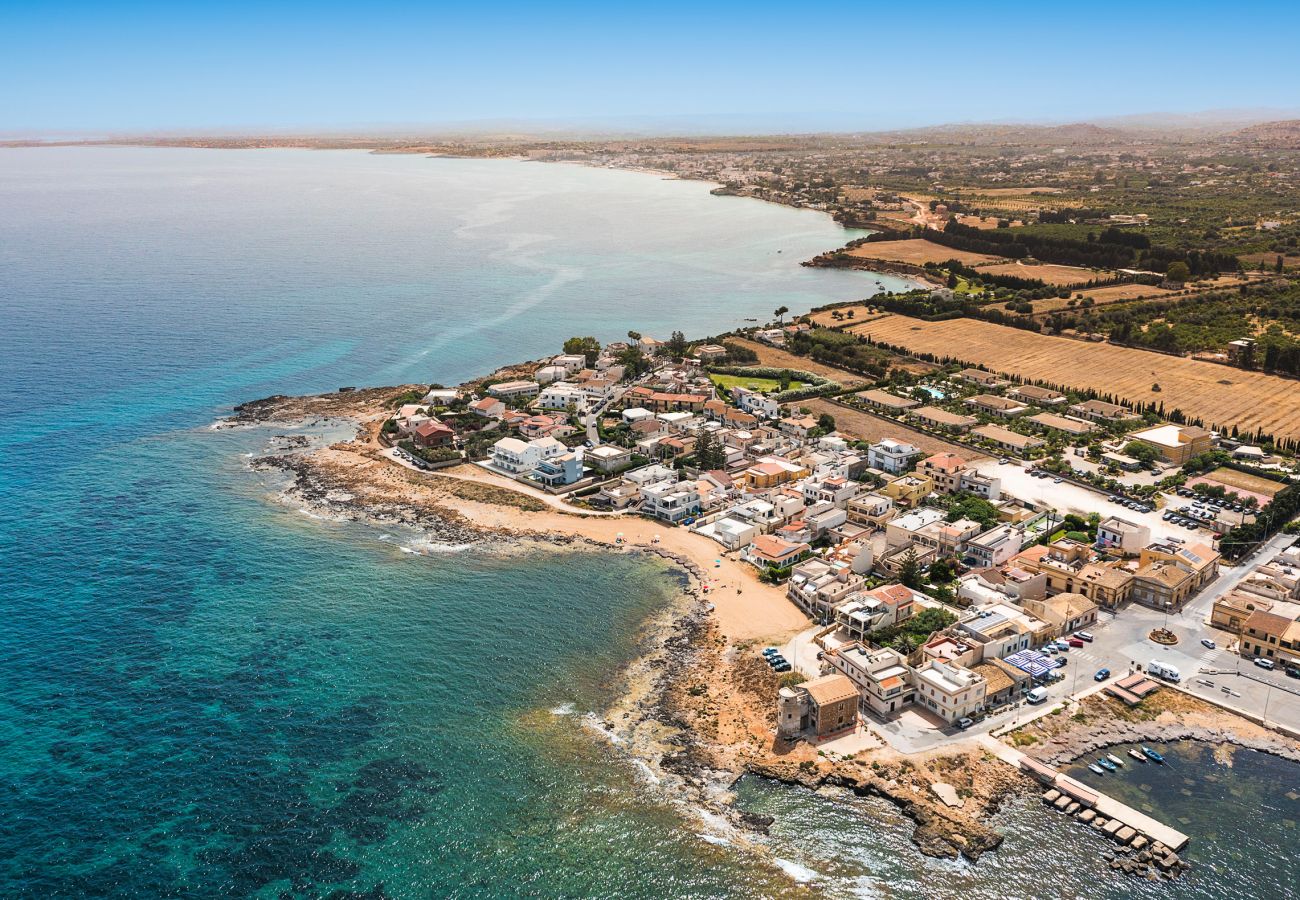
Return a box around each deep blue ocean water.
[2,148,1296,898]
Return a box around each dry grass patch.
[976,261,1101,287]
[845,239,1003,267]
[1199,466,1286,498]
[725,338,872,387]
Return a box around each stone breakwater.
[1037,715,1300,768]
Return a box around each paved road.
[1057,533,1300,735]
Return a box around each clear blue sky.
[3,1,1298,134]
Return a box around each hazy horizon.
[4,2,1300,135]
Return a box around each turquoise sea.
[2,147,1296,898]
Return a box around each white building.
[641,481,702,523]
[698,516,759,551]
[868,439,921,475]
[1096,516,1151,554]
[487,380,540,400]
[885,506,946,550]
[825,644,916,718]
[732,387,782,419]
[490,436,566,474]
[964,524,1027,569]
[534,365,569,385]
[538,382,589,411]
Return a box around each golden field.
[845,239,1002,267]
[848,314,1300,443]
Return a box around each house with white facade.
[868,439,921,475]
[538,382,589,411]
[490,435,566,475]
[640,481,701,524]
[731,387,782,419]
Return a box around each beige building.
[824,644,916,718]
[1211,589,1281,634]
[1022,592,1099,638]
[1013,541,1135,610]
[1132,543,1220,611]
[910,406,978,433]
[1008,384,1066,406]
[777,673,859,739]
[972,423,1045,455]
[965,394,1030,417]
[1126,424,1214,465]
[914,660,987,723]
[857,388,920,413]
[881,473,934,509]
[1027,412,1095,437]
[1239,609,1300,669]
[915,452,967,494]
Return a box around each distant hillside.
[1227,119,1300,147]
[863,121,1131,146]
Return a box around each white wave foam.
[631,759,662,785]
[399,539,475,555]
[550,702,576,716]
[773,858,821,884]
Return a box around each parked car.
[956,716,974,730]
[773,662,792,673]
[1054,657,1067,668]
[1026,687,1049,704]
[1255,658,1276,670]
[1286,667,1300,680]
[1095,668,1111,681]
[1075,631,1094,642]
[762,647,780,657]
[1053,477,1063,484]
[1068,638,1085,648]
[1200,638,1216,650]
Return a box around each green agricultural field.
[708,372,805,393]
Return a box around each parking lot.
[972,459,1190,544]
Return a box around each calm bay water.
[1,148,1295,897]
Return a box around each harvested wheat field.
[846,239,1002,267]
[976,261,1100,287]
[1078,283,1175,303]
[849,314,1300,443]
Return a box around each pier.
[981,737,1190,855]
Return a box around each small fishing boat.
[1128,748,1147,762]
[1088,763,1106,775]
[1142,746,1165,764]
[1106,753,1126,768]
[1098,758,1117,772]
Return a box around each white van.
[1026,686,1049,704]
[1148,659,1181,682]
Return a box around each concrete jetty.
[982,737,1190,853]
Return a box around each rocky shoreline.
[1026,693,1300,769]
[234,396,1027,865]
[226,388,1300,884]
